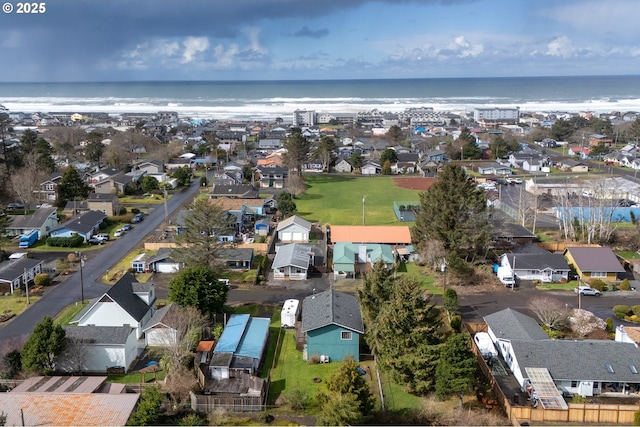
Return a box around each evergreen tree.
[126,385,164,426]
[375,277,444,395]
[168,266,229,317]
[283,128,313,177]
[171,197,235,269]
[379,148,398,166]
[172,166,191,187]
[56,165,91,208]
[443,288,459,319]
[435,333,477,406]
[412,164,489,265]
[35,138,56,172]
[325,356,375,415]
[140,175,159,193]
[349,151,363,170]
[21,317,66,374]
[381,160,392,175]
[275,191,297,218]
[386,125,404,145]
[317,392,362,426]
[313,136,336,171]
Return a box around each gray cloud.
[289,26,330,39]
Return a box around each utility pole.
[362,195,366,226]
[24,268,30,305]
[163,186,168,227]
[76,252,85,304]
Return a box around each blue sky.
[1,0,639,82]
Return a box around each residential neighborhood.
[2,104,640,426]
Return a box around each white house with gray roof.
[57,325,138,374]
[277,215,312,243]
[272,243,313,280]
[499,244,570,283]
[71,273,156,341]
[484,308,640,397]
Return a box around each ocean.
[1,75,640,121]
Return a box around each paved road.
[0,178,204,340]
[460,282,640,328]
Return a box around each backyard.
[295,175,423,225]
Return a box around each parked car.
[95,233,110,241]
[574,286,601,296]
[122,223,132,231]
[87,237,104,245]
[114,229,124,237]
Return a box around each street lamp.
[441,260,447,292]
[76,251,86,304]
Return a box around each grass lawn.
[397,262,439,294]
[107,370,166,383]
[536,280,578,291]
[54,301,90,325]
[0,293,42,318]
[118,194,167,205]
[102,249,156,284]
[616,251,640,260]
[295,175,423,225]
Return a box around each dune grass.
[295,175,422,225]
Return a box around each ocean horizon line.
[1,74,640,85]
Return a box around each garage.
[292,232,305,241]
[281,232,293,242]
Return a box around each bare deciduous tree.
[10,166,47,207]
[527,296,570,330]
[157,304,207,370]
[161,364,198,410]
[62,337,91,374]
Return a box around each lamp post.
[76,251,85,304]
[441,260,447,292]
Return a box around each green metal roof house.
[301,289,364,362]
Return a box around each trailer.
[281,299,300,328]
[19,230,38,248]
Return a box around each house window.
[591,271,606,278]
[341,331,352,340]
[45,184,54,191]
[571,381,578,388]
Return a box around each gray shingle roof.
[301,289,364,334]
[505,252,570,271]
[483,308,549,341]
[512,339,640,383]
[0,258,43,282]
[63,325,133,345]
[565,247,626,273]
[7,207,57,230]
[276,215,312,232]
[104,273,153,322]
[272,243,312,269]
[54,210,107,234]
[142,303,178,332]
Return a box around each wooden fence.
[536,242,601,252]
[143,242,268,253]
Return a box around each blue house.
[209,314,270,378]
[301,289,364,362]
[49,210,107,241]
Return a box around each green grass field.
[295,175,423,225]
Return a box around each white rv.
[281,299,300,328]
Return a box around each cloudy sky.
[1,0,639,82]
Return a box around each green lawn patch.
[54,301,89,325]
[295,175,422,225]
[107,370,166,383]
[616,251,640,260]
[268,329,344,407]
[536,281,578,291]
[0,293,42,318]
[397,262,438,293]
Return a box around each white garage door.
[281,232,293,242]
[292,232,304,241]
[156,263,179,273]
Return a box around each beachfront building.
[293,110,316,127]
[474,107,520,126]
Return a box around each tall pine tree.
[56,165,91,208]
[412,164,489,267]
